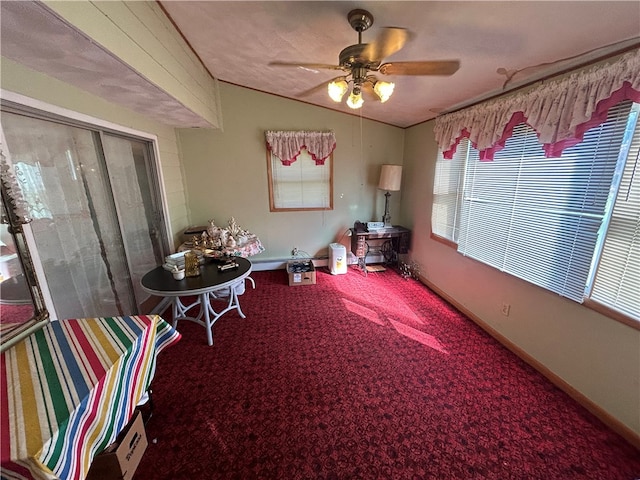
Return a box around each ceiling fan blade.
[379,60,460,76]
[269,61,343,72]
[296,76,346,98]
[362,27,409,64]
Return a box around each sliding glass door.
[101,134,166,312]
[1,109,167,320]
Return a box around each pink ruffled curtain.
[265,131,336,165]
[434,49,640,161]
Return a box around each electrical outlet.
[501,303,511,316]
[292,247,298,256]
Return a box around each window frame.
[266,148,334,212]
[430,104,639,330]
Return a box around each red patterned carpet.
[135,268,640,479]
[0,304,33,325]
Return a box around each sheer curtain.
[102,134,163,307]
[1,112,163,320]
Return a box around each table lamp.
[378,164,402,227]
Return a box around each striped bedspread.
[0,315,180,480]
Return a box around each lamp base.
[382,191,392,227]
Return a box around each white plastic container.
[329,243,347,275]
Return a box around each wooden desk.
[350,226,411,272]
[0,315,180,480]
[141,258,254,346]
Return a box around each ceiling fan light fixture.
[328,80,348,102]
[272,9,462,118]
[346,90,364,109]
[374,81,395,103]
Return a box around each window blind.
[431,140,467,241]
[589,105,640,319]
[270,148,331,210]
[457,102,632,302]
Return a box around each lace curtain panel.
[2,112,164,320]
[265,131,336,165]
[0,128,31,223]
[434,49,640,160]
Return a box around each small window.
[267,147,333,211]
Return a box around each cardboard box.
[287,260,316,286]
[86,410,148,480]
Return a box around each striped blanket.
[0,315,180,480]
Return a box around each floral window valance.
[434,49,640,161]
[265,131,336,165]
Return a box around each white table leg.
[232,287,246,319]
[171,277,254,346]
[172,296,202,328]
[200,292,214,346]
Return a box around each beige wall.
[43,0,221,129]
[402,120,640,438]
[0,58,189,247]
[178,82,405,261]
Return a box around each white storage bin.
[329,243,347,275]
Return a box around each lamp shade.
[328,80,348,102]
[378,165,402,191]
[346,91,364,109]
[374,81,395,103]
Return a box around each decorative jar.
[184,251,200,277]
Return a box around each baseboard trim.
[417,274,640,451]
[251,253,360,272]
[251,258,329,272]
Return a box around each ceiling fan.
[269,9,460,109]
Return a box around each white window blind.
[268,148,332,211]
[456,102,632,302]
[431,140,467,241]
[589,104,640,318]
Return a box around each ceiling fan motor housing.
[339,44,376,69]
[347,9,374,32]
[341,10,379,71]
[351,67,369,86]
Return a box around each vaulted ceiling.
[2,1,639,129]
[159,1,640,127]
